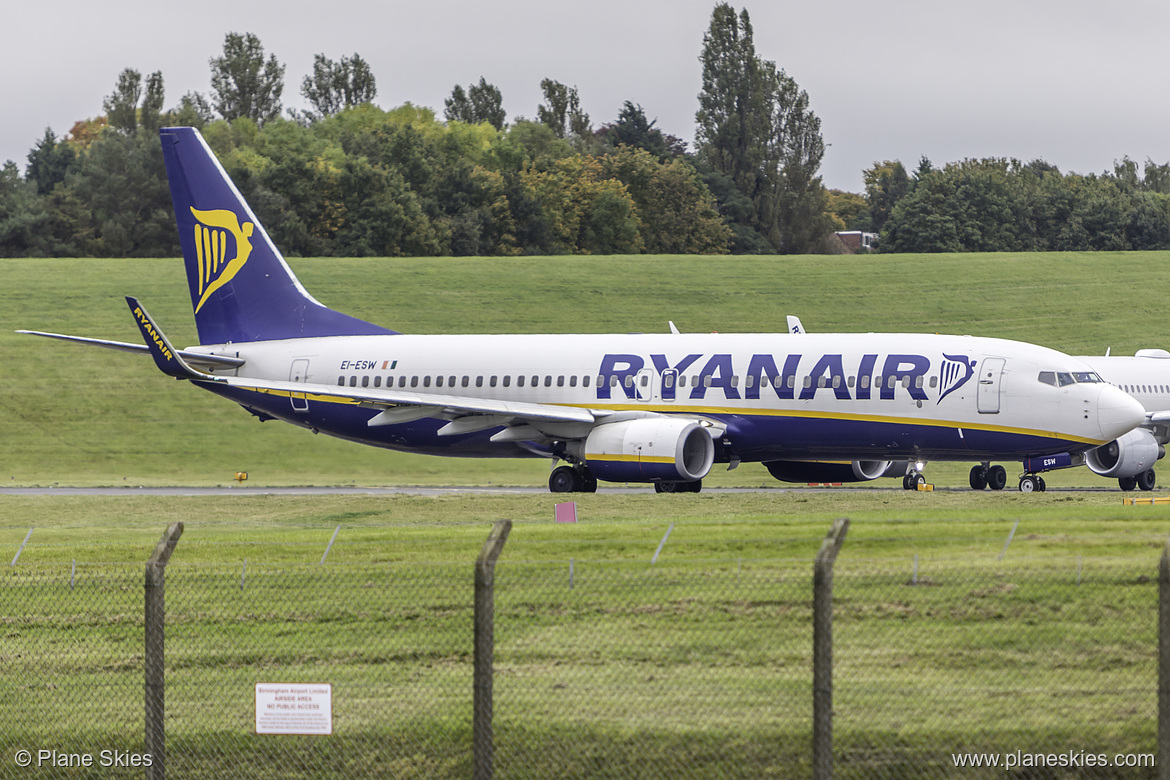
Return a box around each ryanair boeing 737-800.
[18,127,1147,493]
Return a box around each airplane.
[17,126,1148,494]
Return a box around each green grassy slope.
[3,252,1168,486]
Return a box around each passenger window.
[475,376,483,388]
[861,375,871,389]
[532,375,539,387]
[436,376,444,387]
[610,376,619,387]
[503,376,511,387]
[518,375,526,388]
[449,376,456,387]
[411,376,419,388]
[787,376,796,389]
[664,375,674,389]
[423,376,431,388]
[374,376,381,388]
[398,376,407,388]
[704,376,713,388]
[803,376,812,388]
[462,376,470,388]
[929,376,937,388]
[625,376,634,388]
[557,376,565,387]
[489,376,497,388]
[337,377,344,386]
[640,374,649,387]
[349,376,357,387]
[362,376,370,388]
[745,375,755,389]
[832,376,841,389]
[773,376,783,388]
[583,376,590,388]
[545,376,553,387]
[569,376,577,387]
[817,376,827,388]
[847,376,855,388]
[914,376,923,389]
[888,376,896,389]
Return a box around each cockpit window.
[1039,370,1103,387]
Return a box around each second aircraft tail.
[159,127,396,345]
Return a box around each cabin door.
[290,359,310,412]
[977,358,1005,414]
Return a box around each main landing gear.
[969,463,1008,491]
[654,480,703,493]
[1118,470,1156,492]
[549,465,598,493]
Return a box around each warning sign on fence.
[255,683,333,735]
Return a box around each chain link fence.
[1,528,1159,778]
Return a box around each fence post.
[145,522,183,780]
[474,519,512,780]
[1159,537,1170,780]
[813,518,849,780]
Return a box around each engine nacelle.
[764,459,902,484]
[1086,428,1164,478]
[582,418,714,483]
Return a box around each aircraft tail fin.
[159,127,396,344]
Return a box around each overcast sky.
[5,0,1169,193]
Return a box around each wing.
[121,297,628,441]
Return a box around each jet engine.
[764,459,907,484]
[1086,428,1164,477]
[581,417,714,483]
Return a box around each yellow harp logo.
[191,207,255,313]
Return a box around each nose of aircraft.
[1096,385,1147,442]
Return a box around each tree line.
[0,7,839,259]
[829,156,1170,253]
[4,5,1165,258]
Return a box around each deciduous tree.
[210,32,285,125]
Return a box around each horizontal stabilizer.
[16,330,244,370]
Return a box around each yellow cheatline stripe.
[563,401,1108,446]
[585,454,674,464]
[211,386,1107,446]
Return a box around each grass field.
[3,251,1170,487]
[4,251,1170,776]
[3,493,1166,778]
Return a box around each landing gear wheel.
[655,479,702,494]
[1138,469,1156,491]
[1036,476,1046,492]
[549,466,581,493]
[987,465,1008,491]
[903,473,926,490]
[1119,476,1138,492]
[1019,475,1037,493]
[580,472,598,493]
[969,465,989,490]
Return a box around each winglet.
[125,296,206,380]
